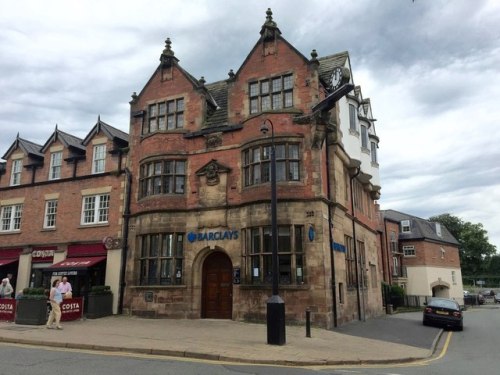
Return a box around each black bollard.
[306,308,311,338]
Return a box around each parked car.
[423,298,463,331]
[479,289,496,297]
[495,293,500,304]
[478,293,485,305]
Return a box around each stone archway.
[430,279,451,298]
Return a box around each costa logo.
[62,302,80,310]
[32,249,55,258]
[0,303,14,311]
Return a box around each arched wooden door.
[202,252,233,319]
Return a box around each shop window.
[139,159,186,198]
[243,225,304,285]
[49,151,62,180]
[249,74,293,115]
[81,194,109,225]
[139,233,184,285]
[144,98,184,134]
[0,204,23,232]
[92,144,106,174]
[44,200,58,229]
[243,143,300,186]
[10,159,22,186]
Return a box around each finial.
[162,38,174,57]
[131,92,138,100]
[310,49,318,61]
[260,8,281,38]
[199,76,206,86]
[228,69,235,78]
[16,132,19,139]
[266,8,273,23]
[98,114,101,122]
[55,124,58,131]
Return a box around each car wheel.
[456,324,463,332]
[423,319,429,326]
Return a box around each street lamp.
[260,119,286,345]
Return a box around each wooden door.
[202,252,233,319]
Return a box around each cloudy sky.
[1,0,499,250]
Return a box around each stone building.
[0,120,128,312]
[123,9,383,328]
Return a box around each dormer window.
[401,220,411,233]
[10,159,22,186]
[92,144,106,174]
[49,151,62,180]
[435,222,442,237]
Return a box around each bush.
[390,284,406,298]
[19,287,48,300]
[89,285,112,295]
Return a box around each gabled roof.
[82,117,129,146]
[2,135,43,160]
[41,126,85,153]
[381,209,459,246]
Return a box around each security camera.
[260,124,269,134]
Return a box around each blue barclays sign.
[332,242,346,253]
[187,230,239,243]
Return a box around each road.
[0,305,497,375]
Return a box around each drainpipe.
[118,167,132,314]
[325,133,338,328]
[349,167,362,321]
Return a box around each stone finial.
[199,76,206,86]
[260,8,281,38]
[311,49,318,61]
[160,37,179,66]
[228,69,235,78]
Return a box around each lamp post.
[260,119,286,345]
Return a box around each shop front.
[30,246,55,290]
[0,248,22,292]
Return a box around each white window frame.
[360,125,368,149]
[370,141,378,163]
[49,151,63,180]
[349,104,358,132]
[451,270,456,285]
[403,245,415,257]
[392,256,399,277]
[1,204,23,232]
[44,200,58,229]
[92,144,106,174]
[435,222,442,237]
[401,220,411,233]
[81,194,110,225]
[10,159,22,186]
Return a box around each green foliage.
[429,213,497,276]
[390,284,405,298]
[89,285,112,295]
[20,287,47,300]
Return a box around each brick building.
[0,120,128,312]
[380,209,464,304]
[124,9,383,328]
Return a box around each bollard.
[306,308,311,338]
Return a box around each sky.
[1,0,499,251]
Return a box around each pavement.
[0,312,442,367]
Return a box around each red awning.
[46,256,106,273]
[0,259,17,267]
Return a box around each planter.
[15,299,48,325]
[86,293,113,319]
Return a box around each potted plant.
[15,287,48,325]
[86,285,113,319]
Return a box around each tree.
[429,213,497,276]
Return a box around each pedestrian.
[58,276,72,299]
[0,278,13,299]
[46,279,63,330]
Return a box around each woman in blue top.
[46,279,63,330]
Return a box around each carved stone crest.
[196,159,231,186]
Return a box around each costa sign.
[32,249,55,258]
[0,299,16,321]
[60,297,83,321]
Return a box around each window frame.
[243,143,300,187]
[144,98,185,135]
[249,74,294,115]
[370,141,378,163]
[43,200,58,229]
[402,245,415,257]
[345,235,356,287]
[349,104,358,133]
[360,125,368,149]
[139,159,186,198]
[92,144,106,174]
[401,220,411,233]
[49,151,63,180]
[10,159,23,186]
[243,225,304,285]
[139,233,184,286]
[81,194,110,225]
[0,204,23,232]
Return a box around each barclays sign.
[187,230,239,243]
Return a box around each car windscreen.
[429,299,458,310]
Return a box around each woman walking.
[46,279,63,330]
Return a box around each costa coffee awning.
[46,256,106,276]
[0,259,17,267]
